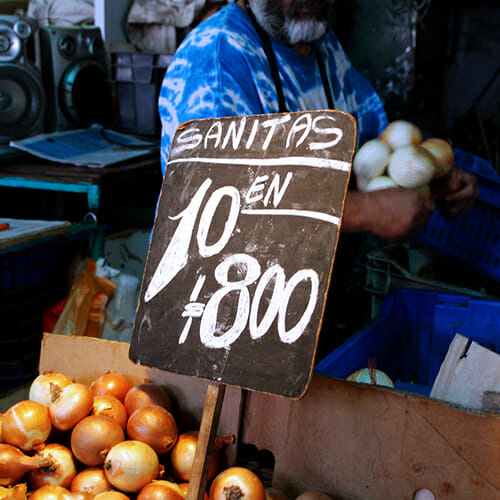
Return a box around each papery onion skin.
[0,443,50,486]
[126,405,178,455]
[363,175,398,192]
[123,383,172,416]
[104,440,160,493]
[0,483,27,500]
[28,443,77,489]
[209,467,266,500]
[2,400,52,451]
[170,431,219,482]
[137,480,186,500]
[29,485,70,500]
[94,492,131,500]
[353,139,391,179]
[90,374,131,403]
[387,145,436,189]
[420,138,454,179]
[380,120,422,149]
[92,395,128,429]
[71,467,112,496]
[179,483,207,500]
[29,372,73,407]
[49,383,93,431]
[71,415,125,466]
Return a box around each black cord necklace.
[243,0,335,113]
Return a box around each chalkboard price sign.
[130,110,357,399]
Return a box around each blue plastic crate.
[315,289,500,397]
[417,150,500,281]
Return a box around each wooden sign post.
[130,110,357,499]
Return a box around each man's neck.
[236,0,314,56]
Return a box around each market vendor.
[157,0,479,354]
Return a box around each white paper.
[9,125,157,167]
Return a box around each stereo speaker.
[0,15,45,145]
[39,25,113,132]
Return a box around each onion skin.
[2,400,52,452]
[104,440,160,493]
[170,431,219,482]
[209,467,266,500]
[137,480,186,500]
[387,145,436,189]
[71,467,112,496]
[353,139,391,179]
[380,120,422,149]
[363,175,398,192]
[29,372,73,407]
[92,395,128,429]
[49,383,93,432]
[29,485,71,500]
[0,483,28,499]
[420,138,454,179]
[179,483,207,500]
[94,492,131,500]
[0,443,50,486]
[28,443,77,489]
[126,405,178,455]
[71,415,125,466]
[90,374,131,403]
[123,383,172,416]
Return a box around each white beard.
[250,0,329,46]
[282,17,329,45]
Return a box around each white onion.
[346,368,394,388]
[353,139,392,179]
[387,145,436,189]
[380,120,422,149]
[414,489,436,500]
[363,175,398,192]
[420,138,454,178]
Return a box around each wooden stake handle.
[187,383,226,500]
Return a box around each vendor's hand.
[431,167,478,217]
[343,188,436,241]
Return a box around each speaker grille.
[0,64,45,144]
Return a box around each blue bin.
[315,289,500,397]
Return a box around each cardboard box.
[39,333,500,499]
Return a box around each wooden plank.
[0,218,71,250]
[241,374,500,499]
[187,383,226,500]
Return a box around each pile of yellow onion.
[354,120,454,194]
[0,371,240,499]
[1,370,342,500]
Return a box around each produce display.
[354,120,454,194]
[0,371,334,500]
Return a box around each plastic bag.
[52,258,117,338]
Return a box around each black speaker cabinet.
[0,15,45,145]
[39,26,113,132]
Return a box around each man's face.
[250,0,336,46]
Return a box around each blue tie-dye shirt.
[159,2,389,175]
